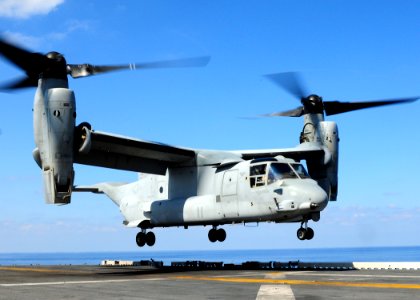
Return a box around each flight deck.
[1,262,419,300]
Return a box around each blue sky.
[0,0,419,252]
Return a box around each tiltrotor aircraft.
[0,38,417,247]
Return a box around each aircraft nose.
[308,185,328,210]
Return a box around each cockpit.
[250,161,310,188]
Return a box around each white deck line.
[256,272,295,300]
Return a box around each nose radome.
[309,185,328,209]
[297,184,328,211]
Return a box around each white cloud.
[66,19,91,33]
[323,205,420,226]
[47,20,93,41]
[2,31,42,48]
[3,20,92,49]
[0,0,64,19]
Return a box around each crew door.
[221,170,239,218]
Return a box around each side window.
[250,164,267,188]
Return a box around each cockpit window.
[267,163,297,184]
[250,164,267,188]
[291,163,310,179]
[251,162,310,187]
[267,163,310,184]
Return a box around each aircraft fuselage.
[114,157,328,230]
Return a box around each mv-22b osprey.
[0,38,417,247]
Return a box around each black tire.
[217,229,226,242]
[208,229,217,243]
[136,232,146,247]
[297,228,307,240]
[146,232,156,246]
[305,227,314,240]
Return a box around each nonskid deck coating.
[0,265,419,299]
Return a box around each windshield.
[267,163,297,184]
[267,163,311,184]
[291,163,310,179]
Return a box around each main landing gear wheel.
[208,228,226,243]
[297,227,314,240]
[146,231,156,246]
[136,232,146,247]
[305,227,314,240]
[217,228,226,242]
[136,231,156,247]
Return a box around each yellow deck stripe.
[174,275,420,290]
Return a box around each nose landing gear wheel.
[297,228,307,240]
[297,227,314,240]
[305,227,314,240]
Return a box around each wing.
[74,128,325,175]
[234,142,327,162]
[74,130,196,175]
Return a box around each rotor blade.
[68,56,211,78]
[265,72,308,100]
[261,106,304,117]
[0,38,48,74]
[133,56,211,69]
[0,76,38,90]
[324,97,419,116]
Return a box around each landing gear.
[297,221,314,241]
[145,231,156,246]
[136,232,146,247]
[305,227,314,240]
[297,227,306,240]
[136,230,156,247]
[208,227,226,243]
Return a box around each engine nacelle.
[34,82,76,204]
[303,120,339,201]
[319,121,339,201]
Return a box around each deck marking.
[174,275,420,290]
[256,271,295,300]
[212,271,272,278]
[256,285,295,300]
[288,271,420,279]
[0,278,165,287]
[0,266,91,274]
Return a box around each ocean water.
[0,246,419,266]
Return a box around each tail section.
[75,182,131,206]
[75,180,155,229]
